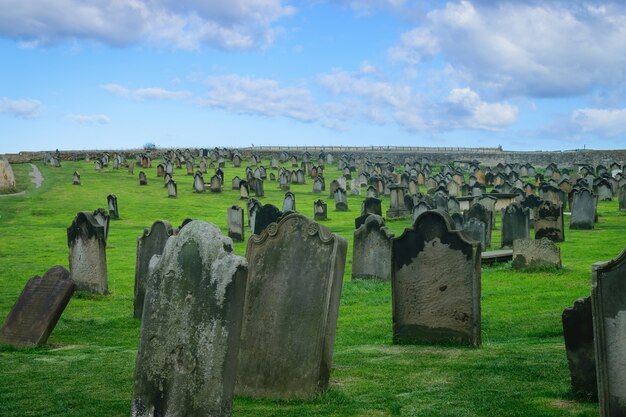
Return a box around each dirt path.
[0,163,43,197]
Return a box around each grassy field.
[0,157,622,416]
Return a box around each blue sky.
[2,0,626,153]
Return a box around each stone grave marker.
[352,215,394,280]
[133,220,174,319]
[227,206,245,242]
[254,179,264,197]
[72,171,80,185]
[166,179,177,198]
[67,212,108,294]
[463,217,487,251]
[92,207,110,242]
[562,296,597,400]
[282,191,296,212]
[0,266,75,347]
[512,238,561,269]
[193,171,205,193]
[253,204,282,235]
[210,174,222,192]
[107,194,119,219]
[619,183,626,211]
[236,213,347,399]
[534,200,564,242]
[131,221,247,417]
[392,210,481,346]
[156,164,165,177]
[592,246,626,416]
[411,201,431,224]
[570,188,596,229]
[464,203,492,248]
[387,184,410,218]
[314,199,327,221]
[501,202,529,248]
[0,156,16,192]
[334,188,348,211]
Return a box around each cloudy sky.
[2,0,626,152]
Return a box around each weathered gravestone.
[387,184,410,218]
[314,199,327,221]
[227,206,245,242]
[512,238,561,269]
[0,266,75,347]
[464,203,492,248]
[592,246,626,416]
[254,179,265,197]
[92,208,110,242]
[392,210,481,346]
[67,212,108,294]
[352,215,394,281]
[0,156,16,192]
[133,220,174,319]
[463,217,487,252]
[210,174,222,192]
[570,188,596,230]
[619,183,626,211]
[72,171,81,185]
[193,171,205,193]
[562,296,597,400]
[131,221,247,417]
[253,204,282,235]
[534,200,564,242]
[107,193,119,220]
[501,202,529,248]
[282,191,296,212]
[166,179,177,198]
[236,213,348,399]
[139,171,148,186]
[412,201,431,224]
[334,188,348,211]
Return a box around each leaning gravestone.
[352,215,394,280]
[227,206,245,242]
[512,238,561,269]
[570,188,596,230]
[0,266,75,347]
[67,212,108,294]
[139,171,148,186]
[236,213,347,399]
[107,193,119,220]
[73,171,81,185]
[562,296,597,400]
[392,210,481,346]
[133,220,174,319]
[0,156,16,192]
[501,202,529,248]
[592,246,626,416]
[166,179,177,198]
[131,221,247,417]
[534,200,564,242]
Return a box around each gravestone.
[139,171,147,186]
[107,194,119,219]
[314,199,327,221]
[451,212,464,230]
[133,220,174,319]
[247,199,262,232]
[232,176,241,190]
[352,215,394,281]
[210,174,222,192]
[0,266,75,347]
[227,206,245,242]
[92,208,110,242]
[411,201,431,223]
[392,210,481,346]
[592,246,626,416]
[464,203,492,248]
[72,171,81,185]
[619,183,626,211]
[0,156,16,192]
[362,197,382,216]
[534,200,564,242]
[254,179,264,197]
[334,188,348,211]
[236,213,347,399]
[95,160,102,171]
[131,221,247,417]
[512,238,561,269]
[67,212,108,294]
[463,217,487,251]
[313,176,325,192]
[570,188,596,229]
[387,184,410,218]
[501,203,529,248]
[156,164,165,177]
[193,171,205,193]
[562,296,597,400]
[282,191,296,212]
[253,204,282,235]
[166,179,177,198]
[128,162,134,175]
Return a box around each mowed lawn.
[1,157,623,417]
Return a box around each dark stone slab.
[501,202,529,248]
[570,188,596,230]
[0,266,75,347]
[253,204,282,235]
[535,200,564,242]
[67,212,108,294]
[227,206,245,242]
[481,249,513,265]
[352,215,394,280]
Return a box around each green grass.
[1,159,621,416]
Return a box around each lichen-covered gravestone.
[0,266,75,347]
[501,202,529,248]
[352,215,394,280]
[236,213,348,399]
[570,188,596,230]
[562,296,597,400]
[131,221,247,417]
[314,199,327,221]
[133,220,174,319]
[464,203,492,248]
[67,212,108,294]
[512,238,561,269]
[392,210,481,346]
[463,217,487,252]
[0,156,16,192]
[107,193,119,220]
[592,246,626,416]
[534,200,564,242]
[227,206,244,242]
[253,204,282,235]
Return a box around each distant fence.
[242,146,503,154]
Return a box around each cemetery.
[2,146,626,416]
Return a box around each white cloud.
[101,84,191,100]
[0,0,295,50]
[68,114,111,125]
[570,108,626,137]
[198,74,322,123]
[0,97,42,118]
[443,87,518,130]
[390,1,626,98]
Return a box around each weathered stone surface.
[512,238,561,269]
[392,210,481,346]
[464,203,492,248]
[139,171,147,186]
[0,266,75,347]
[131,221,247,417]
[166,179,177,198]
[133,220,174,319]
[282,191,296,212]
[570,188,596,230]
[236,213,347,399]
[592,246,626,416]
[501,202,529,248]
[334,188,348,211]
[227,206,244,242]
[107,193,119,220]
[352,215,394,280]
[387,184,410,218]
[0,156,16,192]
[463,217,487,252]
[562,296,597,400]
[619,183,626,211]
[67,212,108,294]
[72,171,80,185]
[314,199,327,221]
[534,200,564,242]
